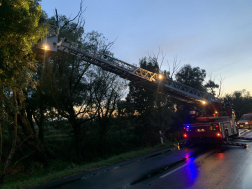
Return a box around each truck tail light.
[184,134,187,138]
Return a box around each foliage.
[126,56,175,147]
[0,0,47,88]
[91,67,127,140]
[38,16,128,161]
[0,0,48,184]
[204,80,219,96]
[226,90,252,120]
[175,64,206,92]
[173,64,219,130]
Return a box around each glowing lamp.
[184,134,187,138]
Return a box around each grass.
[1,142,179,189]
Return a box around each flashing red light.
[183,127,185,129]
[216,125,219,127]
[217,133,221,137]
[184,134,187,138]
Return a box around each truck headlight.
[245,122,248,124]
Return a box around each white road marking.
[160,163,187,178]
[240,129,250,136]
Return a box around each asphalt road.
[53,128,252,189]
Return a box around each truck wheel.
[225,130,229,142]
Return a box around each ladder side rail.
[163,78,222,103]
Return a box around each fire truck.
[183,107,240,146]
[35,23,248,148]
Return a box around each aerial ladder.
[34,25,249,148]
[35,26,220,104]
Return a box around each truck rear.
[183,122,222,144]
[183,117,239,144]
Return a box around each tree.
[44,15,121,161]
[174,64,220,128]
[0,0,47,86]
[92,67,127,140]
[226,90,252,120]
[0,0,47,183]
[204,80,219,96]
[126,56,175,146]
[175,64,206,92]
[174,64,207,128]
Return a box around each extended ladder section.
[57,38,221,104]
[35,32,222,104]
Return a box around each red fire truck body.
[183,114,239,144]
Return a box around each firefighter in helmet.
[220,98,231,116]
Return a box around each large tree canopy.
[0,0,47,87]
[0,0,48,183]
[175,64,206,92]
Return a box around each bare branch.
[217,75,225,98]
[167,56,181,79]
[60,0,86,31]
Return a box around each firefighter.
[220,98,231,116]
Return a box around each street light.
[158,74,163,80]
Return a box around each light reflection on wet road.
[55,128,252,189]
[131,128,252,189]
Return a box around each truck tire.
[225,130,229,142]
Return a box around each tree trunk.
[73,123,83,162]
[37,103,45,143]
[68,107,83,162]
[16,89,54,160]
[38,122,44,144]
[0,88,18,184]
[0,85,3,162]
[0,123,2,163]
[17,112,54,161]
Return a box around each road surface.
[53,128,252,189]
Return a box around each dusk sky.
[41,0,252,96]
